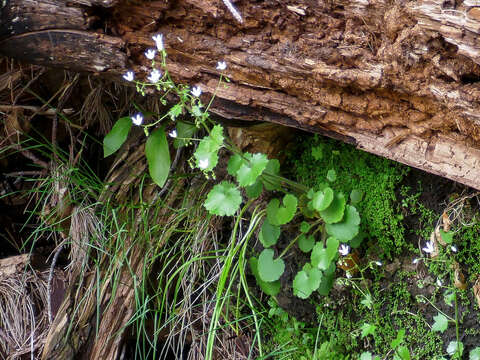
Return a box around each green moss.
[367,279,443,359]
[456,222,480,283]
[287,135,408,258]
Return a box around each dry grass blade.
[0,265,59,360]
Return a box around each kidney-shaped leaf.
[298,234,315,253]
[258,249,285,282]
[309,187,334,212]
[249,257,281,296]
[320,192,346,224]
[311,242,331,270]
[146,128,171,187]
[263,159,281,191]
[103,117,132,157]
[259,219,281,247]
[325,205,360,241]
[293,263,322,299]
[267,194,298,225]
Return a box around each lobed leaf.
[266,194,298,226]
[204,181,242,216]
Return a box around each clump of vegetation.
[287,135,409,258]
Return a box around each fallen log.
[2,0,480,188]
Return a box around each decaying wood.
[2,0,480,189]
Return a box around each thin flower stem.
[417,294,456,322]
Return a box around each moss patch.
[286,135,408,258]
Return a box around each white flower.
[451,245,458,253]
[145,49,157,60]
[168,129,177,138]
[375,261,382,266]
[122,71,135,82]
[191,86,202,97]
[422,240,435,254]
[131,113,143,126]
[338,244,350,256]
[199,158,209,170]
[152,34,164,51]
[147,69,162,83]
[436,278,443,287]
[346,271,352,279]
[412,258,420,265]
[216,61,227,71]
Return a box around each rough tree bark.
[2,0,480,188]
[2,0,480,358]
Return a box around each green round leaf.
[263,159,281,191]
[236,153,269,187]
[249,257,280,296]
[326,169,336,182]
[325,205,360,241]
[326,236,340,260]
[324,261,336,276]
[298,234,315,253]
[447,341,463,357]
[349,231,366,248]
[103,117,132,157]
[145,128,171,187]
[350,189,364,204]
[266,194,298,226]
[204,181,242,216]
[258,249,285,282]
[319,192,346,224]
[311,242,331,270]
[309,187,334,212]
[259,219,281,248]
[293,264,322,299]
[432,313,448,333]
[470,347,480,360]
